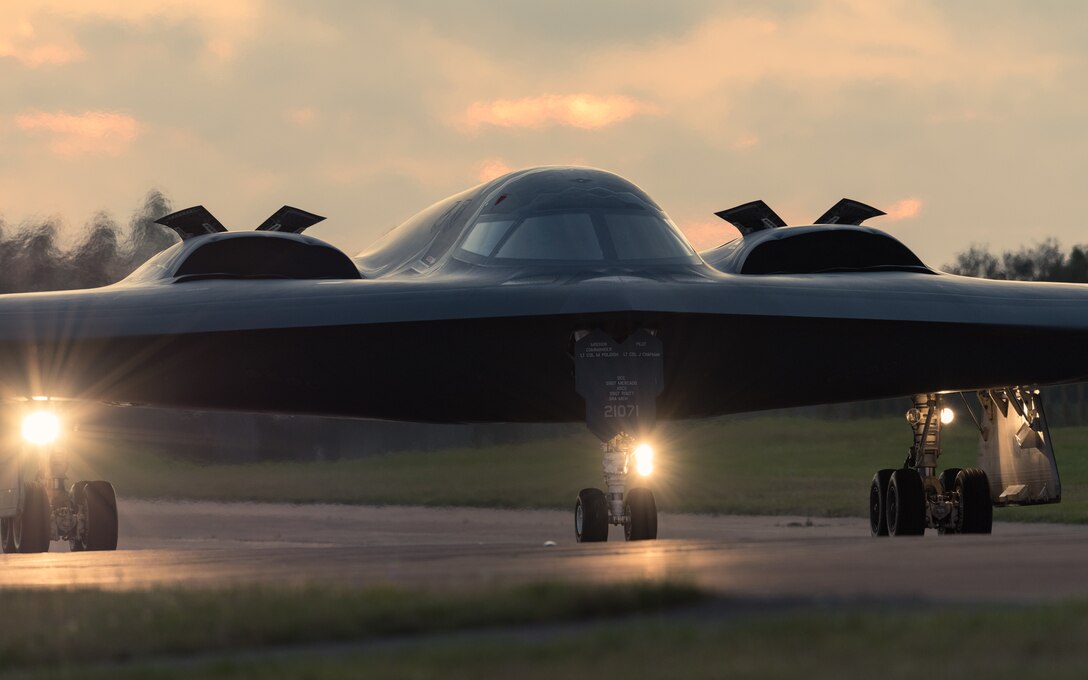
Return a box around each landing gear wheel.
[886,469,925,536]
[13,483,51,553]
[575,488,608,543]
[70,481,118,552]
[869,469,895,536]
[955,468,992,535]
[0,517,15,553]
[624,488,658,541]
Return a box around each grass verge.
[20,598,1088,679]
[0,581,704,671]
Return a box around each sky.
[1,0,1086,266]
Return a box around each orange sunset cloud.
[0,19,84,67]
[461,94,656,131]
[287,107,319,125]
[884,198,922,221]
[0,41,84,67]
[477,159,513,182]
[15,111,140,156]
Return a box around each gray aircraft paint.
[0,166,1086,423]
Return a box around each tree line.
[944,240,1088,283]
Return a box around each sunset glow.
[477,159,513,182]
[462,94,655,131]
[679,219,739,251]
[15,111,140,156]
[885,198,923,221]
[0,2,1080,266]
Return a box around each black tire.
[0,517,15,553]
[869,469,895,536]
[955,468,993,535]
[624,488,658,541]
[886,469,926,536]
[14,483,51,553]
[71,481,118,551]
[575,488,608,543]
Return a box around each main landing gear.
[869,394,993,537]
[0,403,119,554]
[0,480,120,554]
[575,433,657,542]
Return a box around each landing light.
[22,411,60,445]
[940,407,955,425]
[634,443,654,477]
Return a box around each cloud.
[15,111,140,156]
[0,41,85,67]
[578,4,1064,145]
[460,94,656,131]
[732,134,760,150]
[0,19,84,67]
[287,107,319,125]
[1,1,262,67]
[884,198,922,221]
[477,159,512,182]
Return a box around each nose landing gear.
[574,433,658,543]
[573,328,664,543]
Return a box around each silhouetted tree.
[945,239,1088,283]
[946,245,1001,279]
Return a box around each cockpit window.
[605,214,694,260]
[495,214,603,260]
[461,220,515,256]
[457,210,697,264]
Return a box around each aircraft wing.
[1,166,1086,425]
[0,265,1086,423]
[0,166,1077,543]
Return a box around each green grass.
[19,597,1088,679]
[0,582,703,671]
[67,416,1088,522]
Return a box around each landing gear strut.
[869,393,992,537]
[574,433,657,542]
[0,402,119,554]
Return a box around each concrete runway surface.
[0,499,1086,602]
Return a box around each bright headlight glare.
[634,442,654,477]
[940,407,955,425]
[22,411,60,445]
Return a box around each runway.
[1,499,1086,602]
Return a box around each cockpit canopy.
[454,188,691,265]
[354,167,699,277]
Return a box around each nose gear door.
[574,329,663,442]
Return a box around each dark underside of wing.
[1,309,1085,423]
